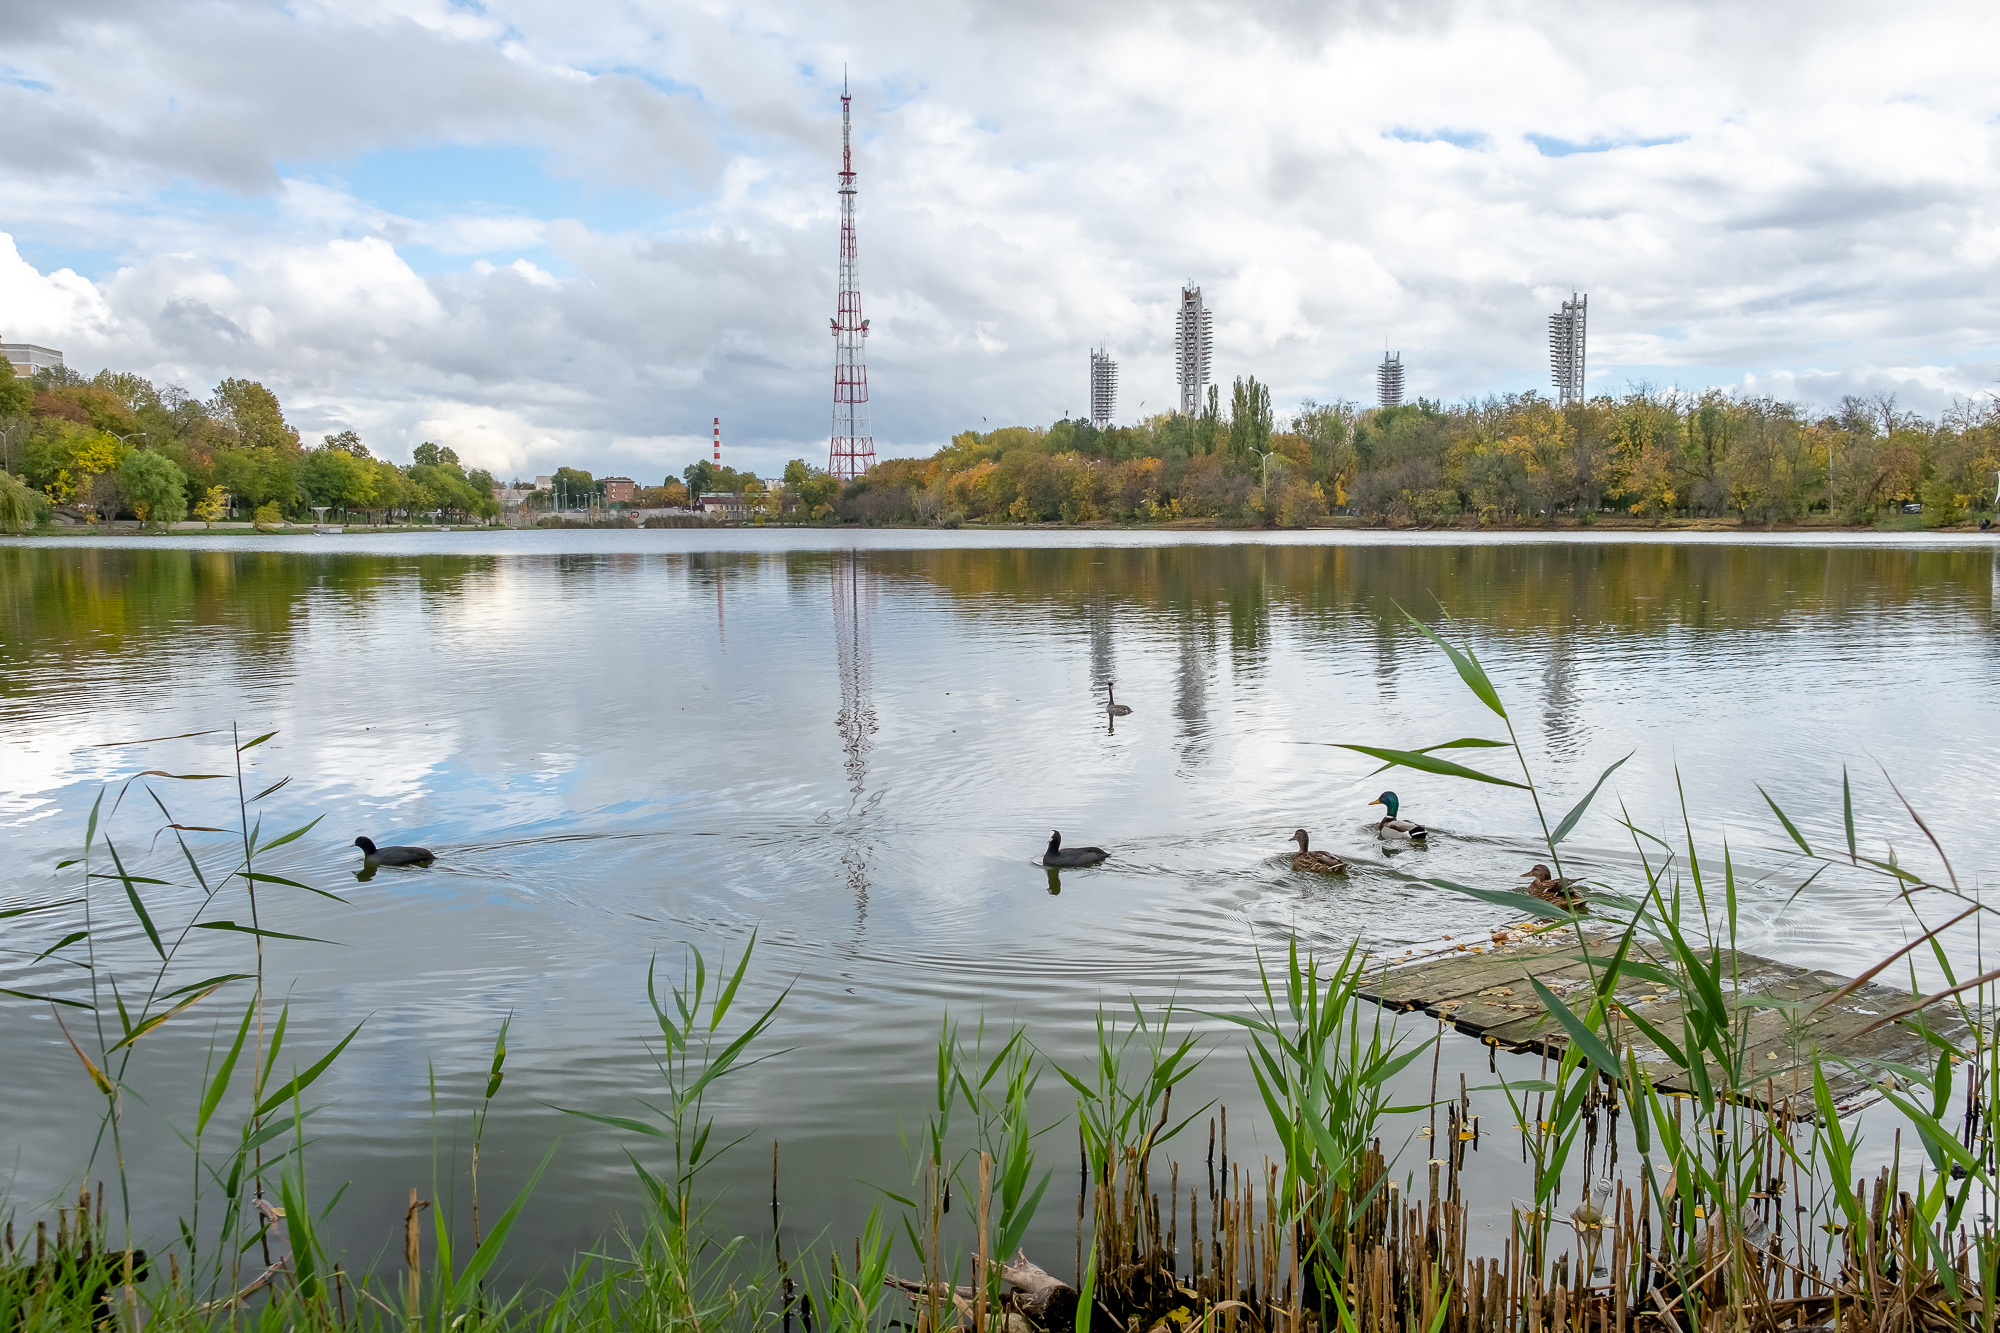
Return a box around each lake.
[1,529,1994,1284]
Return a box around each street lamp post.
[112,431,149,448]
[1249,447,1280,494]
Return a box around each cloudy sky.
[2,0,1997,481]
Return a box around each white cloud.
[0,235,121,349]
[0,0,1996,479]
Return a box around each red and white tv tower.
[829,73,874,481]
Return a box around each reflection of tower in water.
[1173,613,1216,774]
[832,553,879,927]
[1087,594,1115,693]
[1541,627,1581,757]
[833,554,878,798]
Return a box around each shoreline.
[10,512,1996,540]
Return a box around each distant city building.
[1376,351,1404,409]
[1174,286,1212,417]
[1549,292,1587,406]
[697,492,748,520]
[1089,347,1118,430]
[3,343,62,378]
[602,477,636,504]
[533,475,554,491]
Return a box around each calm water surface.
[1,530,1995,1278]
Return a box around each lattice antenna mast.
[1549,292,1587,406]
[1174,285,1212,416]
[1089,347,1118,429]
[829,72,874,481]
[1376,351,1404,408]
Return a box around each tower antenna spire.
[829,72,874,481]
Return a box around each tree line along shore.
[2,361,1996,533]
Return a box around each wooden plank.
[1366,936,1969,1117]
[1650,969,1840,1097]
[1361,937,1576,1010]
[1427,959,1601,1036]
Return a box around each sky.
[1,0,1997,482]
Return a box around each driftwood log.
[885,1251,1078,1332]
[1000,1252,1079,1329]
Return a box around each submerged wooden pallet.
[1359,930,1967,1116]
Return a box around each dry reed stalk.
[1077,1126,1085,1290]
[928,1157,944,1333]
[1191,1187,1201,1285]
[977,1152,991,1333]
[404,1188,427,1328]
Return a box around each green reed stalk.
[561,934,786,1324]
[806,1206,893,1333]
[1217,937,1431,1299]
[1054,998,1207,1292]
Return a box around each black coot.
[353,836,435,866]
[1042,830,1109,867]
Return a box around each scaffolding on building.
[1549,292,1587,406]
[1376,351,1405,409]
[1174,286,1212,417]
[1089,348,1118,430]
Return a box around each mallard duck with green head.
[1289,829,1347,874]
[1368,791,1427,840]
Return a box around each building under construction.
[1174,286,1212,417]
[1549,292,1587,405]
[1376,351,1404,409]
[1089,348,1117,430]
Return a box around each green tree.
[24,421,124,505]
[1229,376,1273,458]
[300,446,376,511]
[369,460,409,519]
[208,378,301,454]
[118,449,189,527]
[0,359,31,417]
[322,429,371,458]
[1919,474,1968,526]
[213,444,301,511]
[91,369,162,413]
[465,468,499,518]
[0,468,43,531]
[783,459,840,515]
[1196,383,1225,454]
[193,485,228,526]
[548,465,596,508]
[404,447,496,522]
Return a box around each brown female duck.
[1289,829,1347,874]
[1521,863,1586,912]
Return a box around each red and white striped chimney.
[713,417,721,466]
